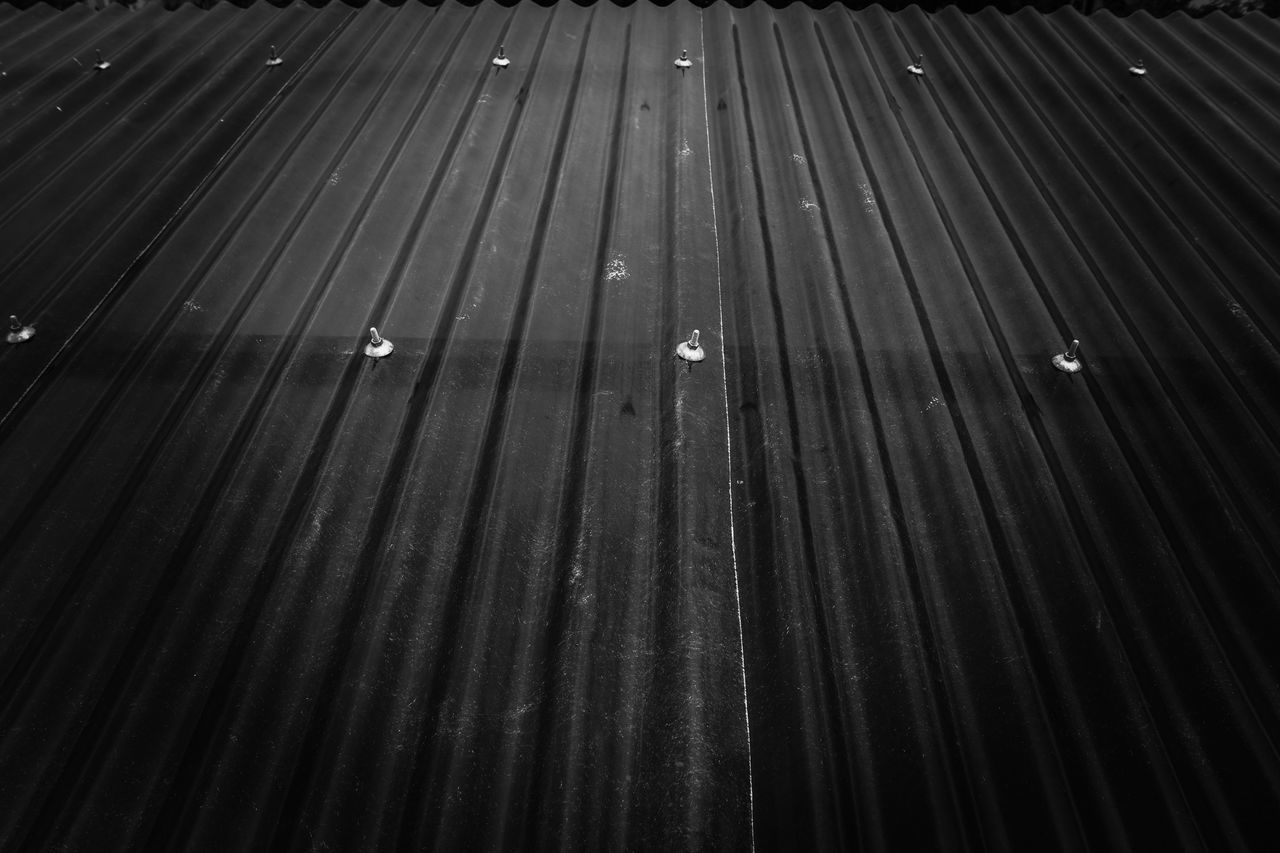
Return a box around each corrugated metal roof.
[2,1,1279,849]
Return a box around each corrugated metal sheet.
[2,2,1279,849]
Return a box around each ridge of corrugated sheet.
[0,2,1277,849]
[6,0,1280,20]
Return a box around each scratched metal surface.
[1,2,1278,850]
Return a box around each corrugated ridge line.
[1003,13,1280,530]
[420,15,626,846]
[986,14,1280,574]
[0,7,365,849]
[923,7,1280,652]
[0,8,383,848]
[1015,14,1280,351]
[103,10,453,848]
[342,11,555,850]
[989,14,1280,701]
[1201,11,1280,89]
[254,13,514,851]
[0,3,68,54]
[973,12,1280,843]
[1161,16,1280,133]
[0,15,210,248]
[376,10,598,847]
[841,12,1075,848]
[873,5,1122,842]
[1011,0,1280,729]
[765,18,890,851]
[0,4,180,159]
[809,18,989,851]
[10,9,450,851]
[804,20,980,852]
[254,9,592,850]
[1080,16,1280,274]
[894,9,1206,845]
[921,11,1214,846]
[0,5,357,697]
[0,5,135,112]
[547,22,636,845]
[776,14,935,848]
[650,6,686,845]
[183,3,548,842]
[0,5,347,439]
[0,6,241,199]
[961,13,1280,465]
[727,19,855,851]
[136,10,528,851]
[1126,16,1280,175]
[128,4,502,844]
[853,10,1090,846]
[0,10,277,321]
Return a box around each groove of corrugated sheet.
[1,1,1278,849]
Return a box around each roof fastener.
[907,54,924,76]
[674,49,692,70]
[1128,59,1146,77]
[6,315,35,345]
[492,45,510,69]
[94,50,110,71]
[1052,338,1082,374]
[676,329,706,364]
[365,327,393,358]
[266,45,283,67]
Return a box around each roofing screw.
[364,327,394,358]
[1052,339,1082,374]
[674,49,692,70]
[676,329,706,365]
[492,45,510,69]
[907,54,924,76]
[266,45,283,67]
[6,315,35,345]
[1129,59,1146,77]
[94,50,110,71]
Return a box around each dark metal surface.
[1,2,1278,849]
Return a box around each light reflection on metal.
[1052,339,1083,374]
[365,327,393,359]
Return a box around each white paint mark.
[923,395,945,412]
[700,14,755,852]
[858,182,877,215]
[328,170,340,186]
[182,299,202,312]
[792,153,806,165]
[604,254,628,281]
[679,139,693,159]
[799,197,819,212]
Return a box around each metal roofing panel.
[1,2,1278,849]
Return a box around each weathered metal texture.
[1,2,1278,849]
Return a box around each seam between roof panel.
[699,12,755,853]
